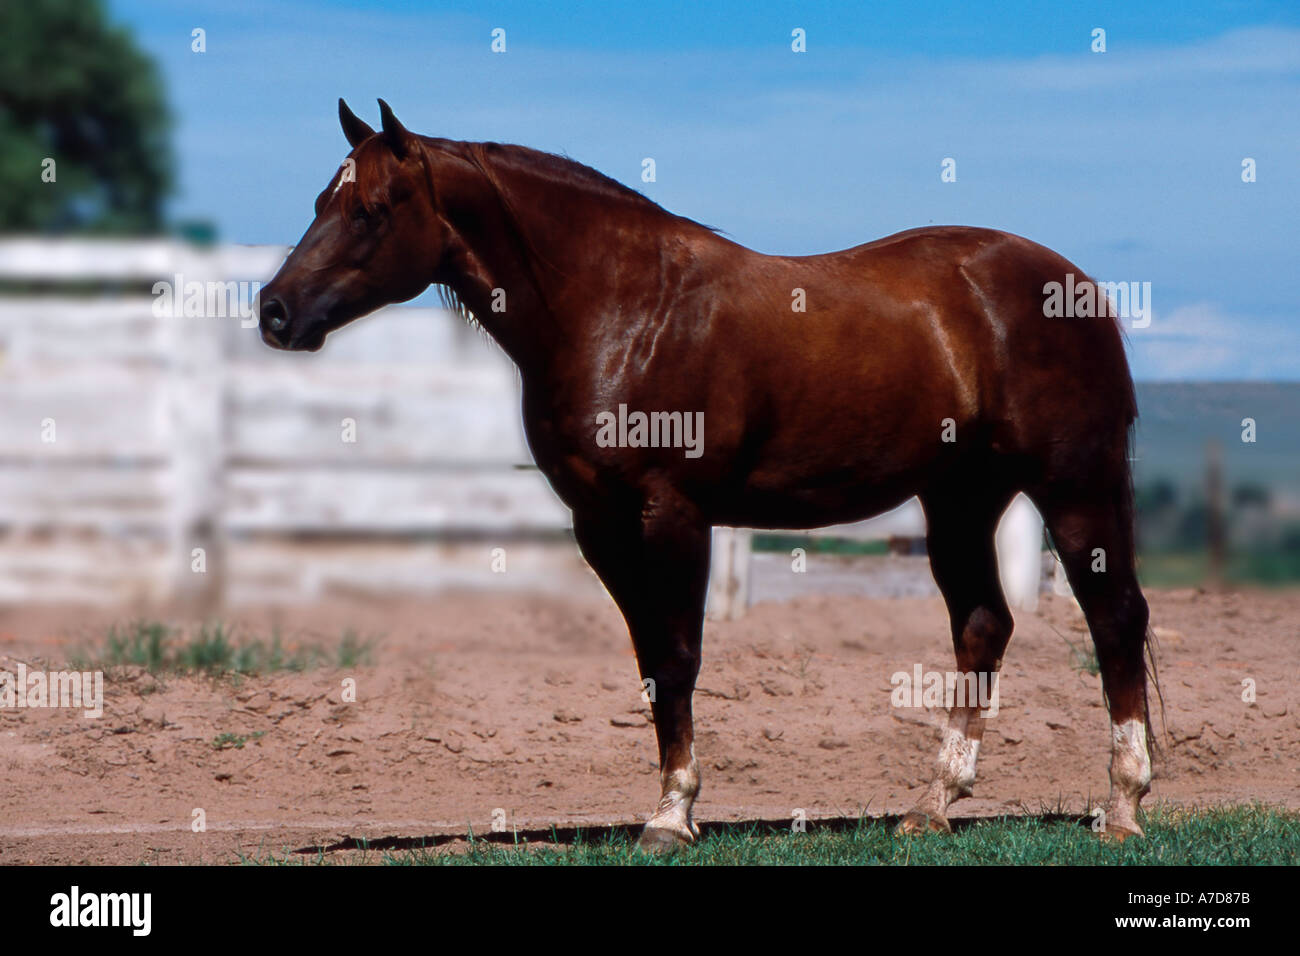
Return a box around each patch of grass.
[175,622,238,674]
[753,533,891,556]
[73,620,377,678]
[95,620,171,672]
[1137,548,1300,588]
[362,805,1297,866]
[212,731,266,750]
[1063,636,1101,677]
[337,629,373,668]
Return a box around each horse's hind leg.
[898,487,1015,835]
[1034,488,1152,839]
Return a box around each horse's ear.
[338,98,375,148]
[377,98,413,160]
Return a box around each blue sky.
[110,0,1300,380]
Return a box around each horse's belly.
[708,464,927,530]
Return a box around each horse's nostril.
[261,297,289,338]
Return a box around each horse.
[258,99,1157,849]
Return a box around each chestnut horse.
[259,100,1156,848]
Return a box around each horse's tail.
[1112,312,1165,762]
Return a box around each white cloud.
[1130,302,1299,380]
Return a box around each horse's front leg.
[572,493,711,850]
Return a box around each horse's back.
[823,224,1136,439]
[696,224,1136,520]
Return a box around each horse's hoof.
[1098,823,1144,843]
[637,825,693,853]
[896,810,951,836]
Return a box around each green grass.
[751,535,1300,588]
[336,629,371,669]
[71,619,374,678]
[1060,634,1101,677]
[752,533,891,556]
[237,805,1297,866]
[212,731,266,750]
[1137,549,1300,588]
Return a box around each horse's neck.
[439,155,667,378]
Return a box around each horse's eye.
[350,206,370,224]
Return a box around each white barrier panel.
[706,527,752,621]
[995,493,1044,612]
[707,494,1046,618]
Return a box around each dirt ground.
[1,583,1296,864]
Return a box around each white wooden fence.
[0,239,1043,613]
[0,238,574,607]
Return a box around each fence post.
[706,527,752,621]
[166,246,227,612]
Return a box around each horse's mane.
[417,139,717,326]
[434,139,723,249]
[451,140,711,227]
[340,135,714,231]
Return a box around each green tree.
[1136,478,1178,515]
[1231,482,1270,509]
[0,0,173,233]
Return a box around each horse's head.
[259,99,447,351]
